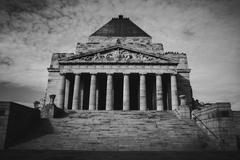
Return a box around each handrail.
[192,113,218,140]
[174,109,180,115]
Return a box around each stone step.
[10,111,218,151]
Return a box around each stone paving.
[1,150,240,160]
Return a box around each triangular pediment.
[60,45,178,64]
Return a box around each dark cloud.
[183,28,195,39]
[0,0,48,13]
[0,56,14,66]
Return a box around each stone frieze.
[79,50,163,62]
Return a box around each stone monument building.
[1,15,239,151]
[46,15,192,111]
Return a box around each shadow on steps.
[9,119,54,148]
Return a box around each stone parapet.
[49,53,74,69]
[88,37,152,46]
[192,103,238,150]
[76,40,163,55]
[0,102,40,149]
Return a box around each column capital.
[170,73,177,76]
[156,73,163,76]
[123,72,130,75]
[59,72,66,76]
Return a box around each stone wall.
[46,53,73,106]
[192,103,238,150]
[233,111,240,150]
[46,72,61,106]
[177,72,192,108]
[0,102,40,149]
[76,40,163,55]
[176,53,192,108]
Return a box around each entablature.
[177,69,191,73]
[47,68,60,72]
[58,64,178,75]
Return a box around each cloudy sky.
[0,0,239,110]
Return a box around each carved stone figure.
[79,49,159,62]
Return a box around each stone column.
[140,74,147,111]
[171,74,179,110]
[72,74,80,110]
[123,74,130,110]
[58,74,66,109]
[106,74,113,110]
[64,77,70,109]
[80,79,84,110]
[96,82,99,110]
[89,74,97,110]
[156,74,164,110]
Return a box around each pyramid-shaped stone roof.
[90,15,151,38]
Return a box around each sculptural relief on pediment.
[78,49,165,63]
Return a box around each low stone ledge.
[41,104,66,118]
[0,101,40,149]
[192,102,238,151]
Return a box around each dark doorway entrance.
[113,74,123,110]
[82,74,90,110]
[162,74,171,110]
[130,74,139,110]
[146,74,156,110]
[97,74,107,110]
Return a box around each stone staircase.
[10,111,218,151]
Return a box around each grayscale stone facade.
[45,15,192,111]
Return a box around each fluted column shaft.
[123,74,130,110]
[58,74,66,109]
[156,74,164,110]
[106,74,113,110]
[171,74,179,110]
[140,74,147,111]
[72,74,80,110]
[89,74,97,110]
[80,79,84,110]
[64,77,70,109]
